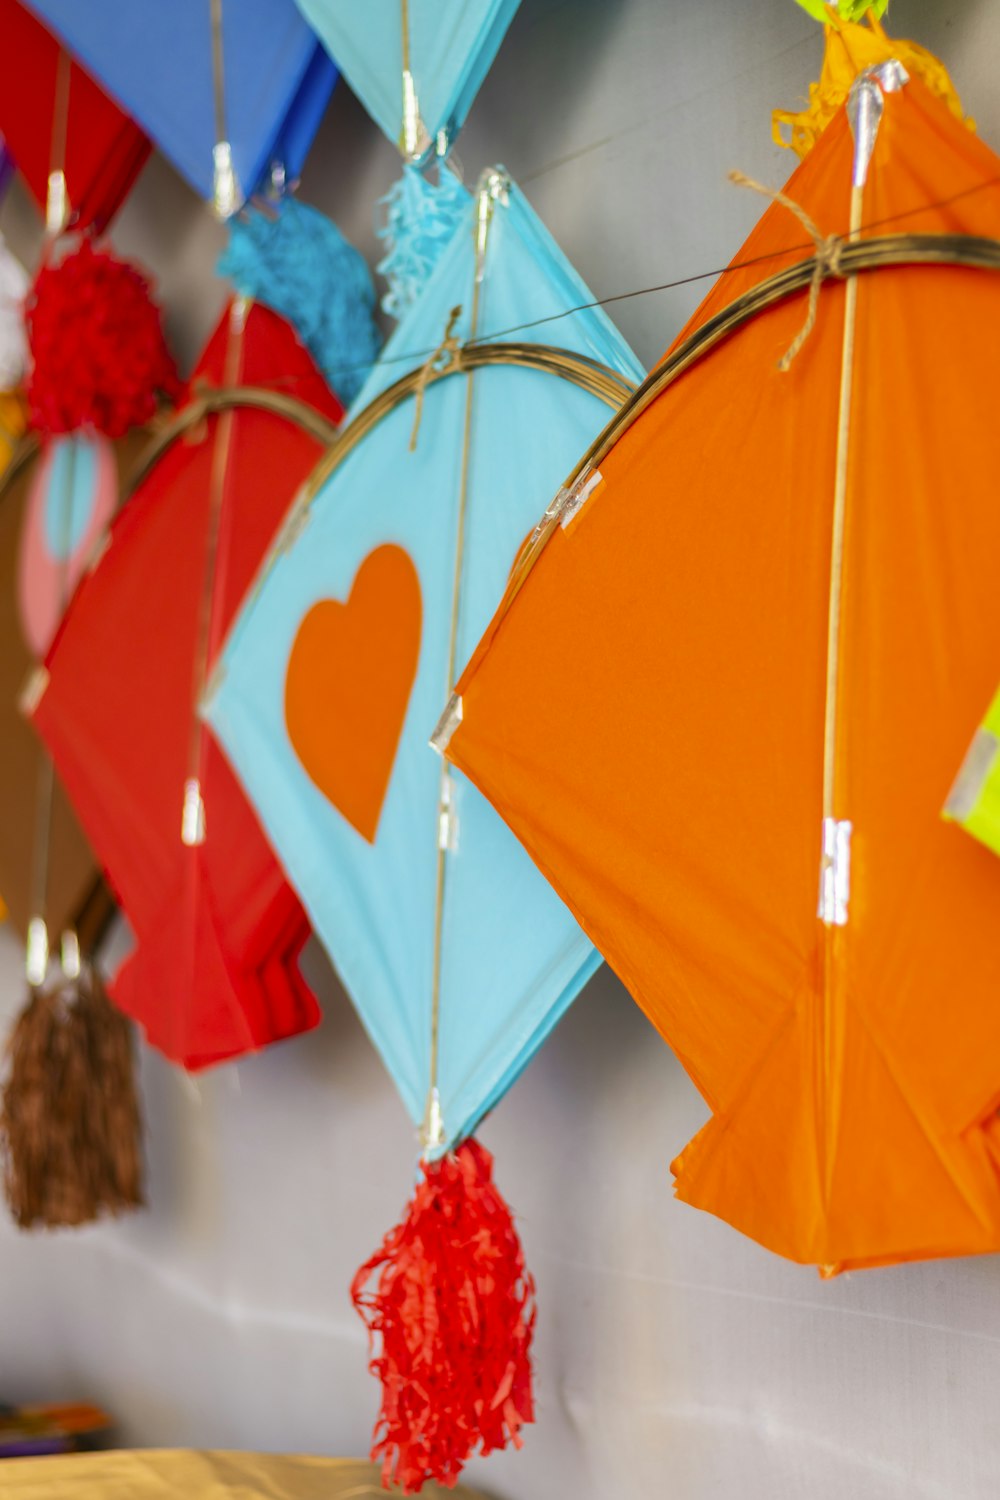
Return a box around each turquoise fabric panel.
[27,0,336,204]
[295,0,519,155]
[43,438,100,557]
[206,179,643,1150]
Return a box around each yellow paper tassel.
[0,391,26,479]
[774,12,973,160]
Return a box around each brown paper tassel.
[1,966,144,1229]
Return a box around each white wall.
[3,2,1000,1497]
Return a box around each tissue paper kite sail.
[31,303,342,1068]
[27,0,336,212]
[296,0,518,160]
[0,0,149,231]
[441,66,1000,1272]
[207,172,641,1151]
[0,426,147,944]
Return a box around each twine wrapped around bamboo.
[1,965,144,1229]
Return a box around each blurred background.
[1,2,998,1496]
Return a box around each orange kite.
[440,40,1000,1271]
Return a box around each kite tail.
[351,1137,536,1494]
[0,964,145,1229]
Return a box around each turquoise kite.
[295,0,519,159]
[204,168,642,1490]
[205,171,642,1153]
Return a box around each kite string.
[132,168,1000,395]
[728,170,846,369]
[456,171,1000,353]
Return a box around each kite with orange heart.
[205,171,643,1490]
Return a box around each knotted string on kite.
[729,169,847,369]
[409,304,463,451]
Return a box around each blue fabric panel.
[26,0,336,203]
[295,0,518,155]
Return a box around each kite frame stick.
[823,193,863,831]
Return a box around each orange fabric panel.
[449,80,1000,1268]
[284,543,422,844]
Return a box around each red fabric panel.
[0,0,149,231]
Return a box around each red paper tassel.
[352,1138,536,1493]
[26,238,179,438]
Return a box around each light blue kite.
[205,170,643,1153]
[294,0,519,159]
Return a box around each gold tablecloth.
[0,1449,495,1497]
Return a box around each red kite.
[0,422,145,945]
[31,303,341,1068]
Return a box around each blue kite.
[26,0,336,212]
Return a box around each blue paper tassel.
[219,199,382,405]
[376,163,470,322]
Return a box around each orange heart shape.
[284,544,422,843]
